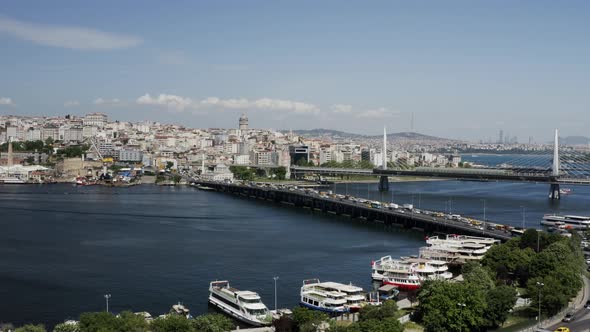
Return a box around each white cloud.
[64,100,80,107]
[137,93,193,111]
[0,97,14,106]
[201,97,319,114]
[331,104,352,113]
[356,107,398,118]
[0,16,142,50]
[94,98,122,106]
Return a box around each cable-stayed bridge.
[291,129,590,199]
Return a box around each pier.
[192,181,513,241]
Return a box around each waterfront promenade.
[193,180,514,241]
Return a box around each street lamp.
[273,276,279,312]
[480,199,486,235]
[520,206,526,230]
[104,294,111,313]
[536,282,544,325]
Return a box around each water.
[331,181,590,229]
[1,181,589,327]
[0,184,423,327]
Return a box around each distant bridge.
[290,129,590,199]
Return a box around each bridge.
[290,129,590,199]
[191,180,514,242]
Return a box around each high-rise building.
[498,130,504,144]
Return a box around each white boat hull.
[208,295,268,327]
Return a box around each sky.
[0,0,589,141]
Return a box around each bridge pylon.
[378,176,389,191]
[549,129,560,200]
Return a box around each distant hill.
[284,128,452,141]
[561,136,590,146]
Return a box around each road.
[547,276,590,332]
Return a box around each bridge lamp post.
[480,199,486,235]
[104,294,111,313]
[273,276,279,312]
[520,206,526,230]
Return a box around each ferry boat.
[420,234,499,263]
[541,214,590,229]
[371,257,421,290]
[208,280,272,326]
[300,279,351,314]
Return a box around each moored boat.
[542,214,590,229]
[208,280,272,326]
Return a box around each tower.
[239,114,248,131]
[378,127,389,191]
[7,136,13,167]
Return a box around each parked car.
[561,312,575,322]
[585,300,590,309]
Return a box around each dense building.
[289,145,310,165]
[83,113,108,128]
[119,149,143,162]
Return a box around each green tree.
[348,317,403,332]
[191,314,234,332]
[117,311,149,332]
[165,161,174,171]
[79,312,119,332]
[359,300,398,321]
[292,307,328,331]
[462,261,495,291]
[172,174,182,184]
[483,285,517,328]
[150,315,195,332]
[15,325,46,332]
[273,166,287,180]
[52,323,80,332]
[417,281,486,332]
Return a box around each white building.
[83,113,108,128]
[119,149,143,162]
[201,164,234,182]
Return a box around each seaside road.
[548,276,590,332]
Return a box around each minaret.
[382,127,387,170]
[201,153,206,175]
[7,137,13,167]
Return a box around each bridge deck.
[192,180,513,241]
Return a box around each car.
[585,300,590,309]
[554,327,570,332]
[561,312,575,322]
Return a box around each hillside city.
[0,113,562,184]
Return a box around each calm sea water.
[1,179,589,327]
[0,184,424,327]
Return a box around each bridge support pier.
[549,183,560,200]
[378,176,389,192]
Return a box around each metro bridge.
[290,129,590,199]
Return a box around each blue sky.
[0,0,589,141]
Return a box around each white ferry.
[371,256,421,290]
[300,279,351,314]
[420,234,499,263]
[208,281,272,326]
[542,215,590,229]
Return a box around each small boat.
[170,303,191,319]
[208,280,272,326]
[560,188,572,195]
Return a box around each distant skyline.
[0,0,589,141]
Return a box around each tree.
[273,166,287,180]
[483,285,517,328]
[417,281,486,332]
[15,325,46,332]
[150,315,195,332]
[359,300,398,321]
[272,315,296,332]
[52,323,79,332]
[172,174,182,184]
[462,261,494,291]
[352,317,403,332]
[292,307,328,331]
[165,161,174,171]
[78,312,119,332]
[191,314,234,332]
[117,311,149,332]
